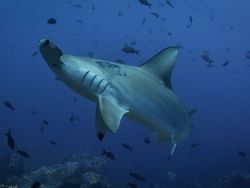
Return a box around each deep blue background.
[0,0,250,187]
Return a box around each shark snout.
[39,38,56,48]
[39,38,63,66]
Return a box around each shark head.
[39,39,112,101]
[39,39,63,69]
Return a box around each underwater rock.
[7,152,111,188]
[0,154,25,184]
[213,171,250,188]
[184,179,205,188]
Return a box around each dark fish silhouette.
[102,148,116,160]
[130,41,136,45]
[121,144,133,151]
[32,51,38,57]
[245,50,250,59]
[127,182,138,188]
[138,0,152,8]
[43,120,49,125]
[70,114,79,123]
[151,12,159,18]
[47,18,57,24]
[166,0,174,8]
[73,4,82,8]
[222,61,230,67]
[31,110,38,115]
[49,140,57,145]
[144,137,151,144]
[189,108,198,116]
[129,172,146,181]
[31,181,41,188]
[122,45,140,55]
[17,149,30,158]
[3,101,15,111]
[5,129,15,150]
[238,151,246,158]
[201,51,214,67]
[186,16,193,28]
[190,143,201,148]
[142,18,146,25]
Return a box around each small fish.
[190,143,201,148]
[186,16,193,28]
[189,108,198,116]
[222,61,229,67]
[122,45,140,56]
[150,12,159,18]
[31,110,38,115]
[70,114,79,122]
[210,16,215,22]
[47,18,57,24]
[168,32,172,36]
[43,120,49,125]
[142,18,146,25]
[49,140,57,145]
[138,0,152,8]
[165,0,174,8]
[5,129,15,150]
[130,41,136,45]
[118,11,123,16]
[32,51,38,57]
[144,137,151,144]
[3,101,15,111]
[121,144,133,151]
[73,4,82,8]
[129,172,146,181]
[238,151,246,158]
[102,148,116,160]
[17,149,30,158]
[201,51,214,67]
[127,182,138,188]
[245,50,250,59]
[31,181,41,188]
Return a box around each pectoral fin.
[98,97,128,134]
[95,104,108,141]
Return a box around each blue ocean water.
[0,0,250,187]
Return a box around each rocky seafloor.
[1,152,250,188]
[4,152,112,188]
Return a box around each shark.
[39,39,192,158]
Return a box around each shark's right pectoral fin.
[98,97,128,134]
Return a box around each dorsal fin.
[140,47,179,89]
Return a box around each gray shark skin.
[39,39,192,157]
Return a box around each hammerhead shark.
[39,39,192,158]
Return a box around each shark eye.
[44,39,50,45]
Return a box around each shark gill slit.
[81,71,90,82]
[89,75,97,89]
[100,82,110,94]
[95,79,104,92]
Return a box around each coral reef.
[7,152,111,188]
[0,154,25,184]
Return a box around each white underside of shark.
[39,39,192,157]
